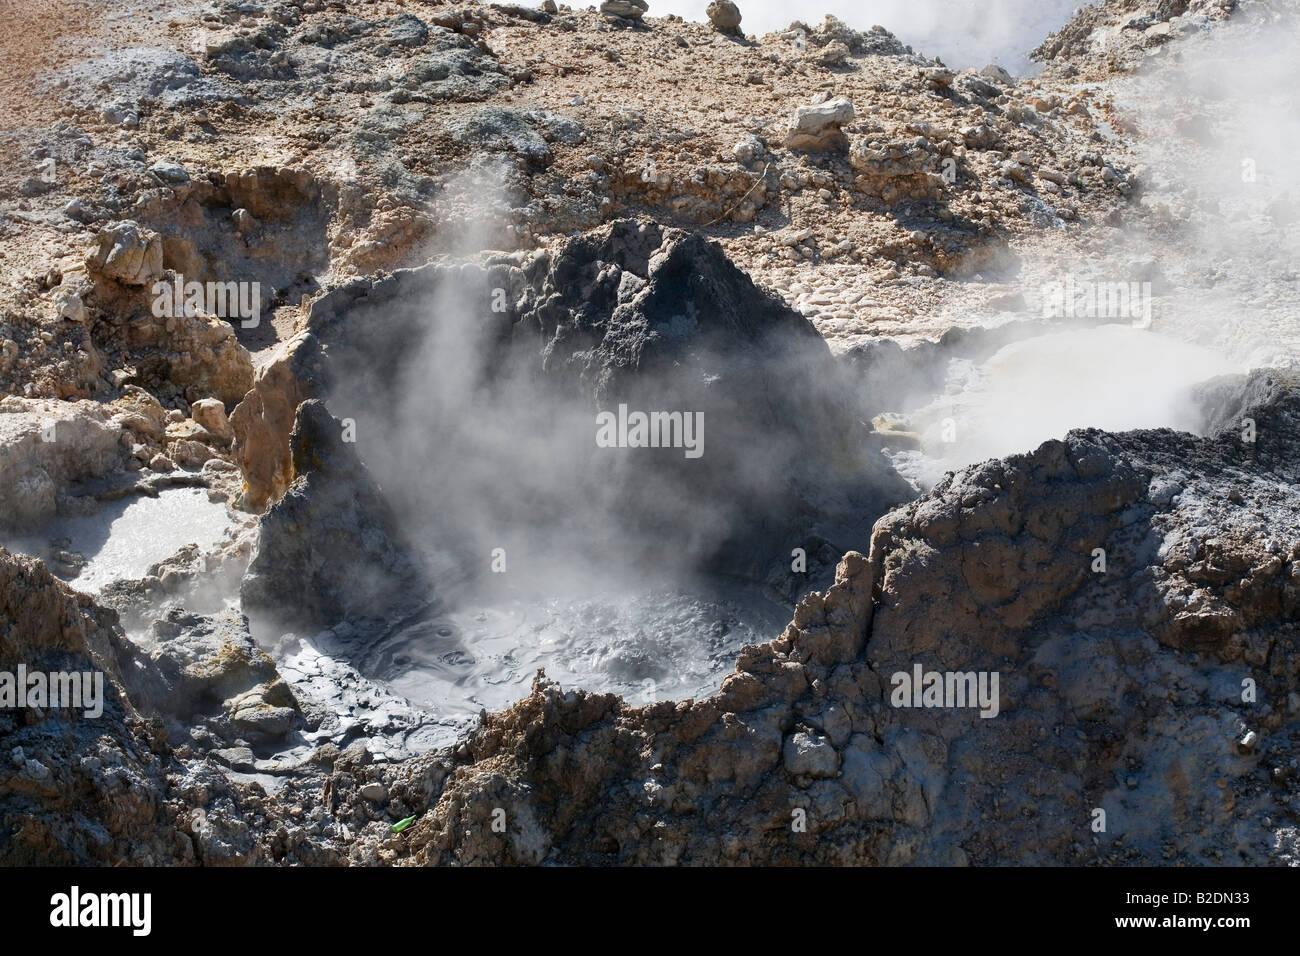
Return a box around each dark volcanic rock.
[0,545,431,865]
[122,607,303,747]
[0,548,187,865]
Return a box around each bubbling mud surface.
[355,582,791,730]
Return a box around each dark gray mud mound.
[233,219,911,634]
[240,399,433,634]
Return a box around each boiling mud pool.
[358,582,792,722]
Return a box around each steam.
[647,0,1081,72]
[1112,0,1300,370]
[292,164,870,712]
[864,0,1300,487]
[355,191,623,596]
[893,325,1243,489]
[319,164,861,614]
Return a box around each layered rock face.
[337,371,1300,866]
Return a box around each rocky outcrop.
[115,304,253,407]
[85,221,164,288]
[81,250,256,407]
[131,165,331,337]
[784,97,855,153]
[1033,0,1238,79]
[228,355,304,512]
[0,548,187,864]
[0,544,422,866]
[849,137,946,203]
[0,396,125,530]
[0,388,245,534]
[121,608,302,748]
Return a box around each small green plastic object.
[392,815,417,834]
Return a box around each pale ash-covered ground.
[2,0,1292,417]
[2,0,1160,378]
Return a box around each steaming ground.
[651,0,1077,72]
[1112,0,1300,368]
[876,0,1300,489]
[883,325,1246,489]
[7,0,1297,764]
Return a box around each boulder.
[817,41,851,67]
[601,0,648,20]
[190,398,233,442]
[706,0,742,34]
[980,64,1013,84]
[849,138,946,202]
[85,220,163,288]
[784,97,855,152]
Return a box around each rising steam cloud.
[316,165,878,611]
[649,0,1081,71]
